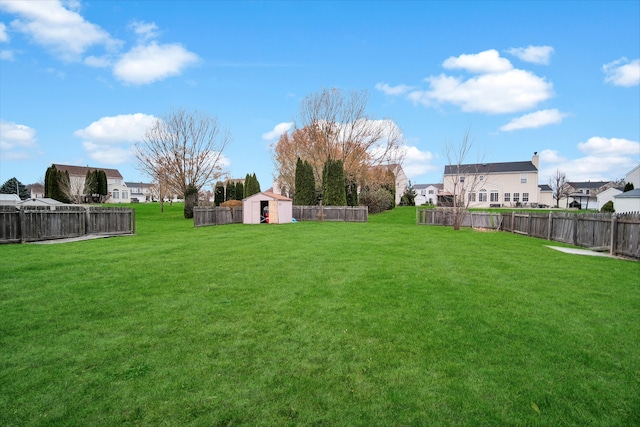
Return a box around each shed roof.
[614,189,640,198]
[243,191,292,202]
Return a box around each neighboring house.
[597,187,623,210]
[624,164,640,188]
[18,197,64,207]
[378,164,407,205]
[414,183,443,206]
[613,188,640,213]
[560,181,614,210]
[53,164,129,204]
[28,183,45,199]
[0,194,20,205]
[443,153,542,208]
[537,184,554,208]
[125,182,157,203]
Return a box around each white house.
[53,164,129,204]
[561,181,614,209]
[625,164,640,188]
[597,186,623,210]
[613,189,640,213]
[414,183,443,206]
[443,153,543,208]
[125,182,157,203]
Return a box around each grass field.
[1,204,638,426]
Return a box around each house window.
[468,192,476,202]
[122,191,128,199]
[513,193,520,202]
[520,174,528,184]
[421,190,426,195]
[112,189,119,199]
[504,193,511,202]
[523,193,529,202]
[479,175,484,181]
[478,190,487,202]
[490,190,499,202]
[460,176,465,183]
[428,189,434,194]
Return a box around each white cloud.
[375,82,413,96]
[539,149,566,164]
[577,136,640,156]
[401,145,438,178]
[410,68,553,114]
[603,57,640,87]
[538,137,640,182]
[382,49,555,114]
[0,119,39,160]
[442,49,513,73]
[0,22,9,42]
[129,20,160,42]
[84,55,111,68]
[75,113,157,164]
[1,0,120,62]
[113,41,199,85]
[262,122,294,140]
[500,109,568,131]
[506,46,554,65]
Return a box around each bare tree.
[442,128,484,230]
[273,88,404,194]
[549,169,570,208]
[134,109,230,216]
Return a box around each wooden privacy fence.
[194,205,368,227]
[0,205,135,244]
[193,207,243,227]
[417,208,640,260]
[293,206,368,222]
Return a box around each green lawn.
[1,204,638,426]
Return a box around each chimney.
[532,152,539,169]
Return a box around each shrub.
[601,200,615,212]
[359,187,394,214]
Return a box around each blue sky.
[1,0,639,190]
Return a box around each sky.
[1,0,639,191]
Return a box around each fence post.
[85,206,91,235]
[527,213,532,236]
[572,215,578,246]
[19,207,26,243]
[547,211,553,241]
[609,213,618,256]
[511,212,515,233]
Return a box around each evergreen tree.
[214,181,225,206]
[253,173,261,193]
[0,177,29,199]
[322,158,347,206]
[44,165,71,203]
[244,173,252,197]
[225,181,235,201]
[623,182,634,192]
[97,170,108,198]
[235,181,244,200]
[294,158,316,205]
[244,173,260,197]
[346,178,358,207]
[84,170,97,198]
[400,181,417,206]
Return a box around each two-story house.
[560,181,614,209]
[126,182,157,203]
[53,164,129,204]
[413,183,443,206]
[442,154,542,208]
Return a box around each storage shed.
[243,192,293,224]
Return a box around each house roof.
[444,160,536,175]
[54,164,123,179]
[413,183,444,190]
[567,181,611,190]
[538,184,552,191]
[244,191,292,202]
[614,189,640,198]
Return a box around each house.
[0,193,20,205]
[625,164,640,188]
[561,181,614,209]
[125,182,157,203]
[27,183,45,199]
[597,186,623,210]
[537,184,554,208]
[613,188,640,213]
[53,164,129,204]
[243,191,293,224]
[443,153,542,208]
[413,183,443,206]
[372,164,407,205]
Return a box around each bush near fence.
[417,208,640,260]
[193,205,368,227]
[0,205,135,244]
